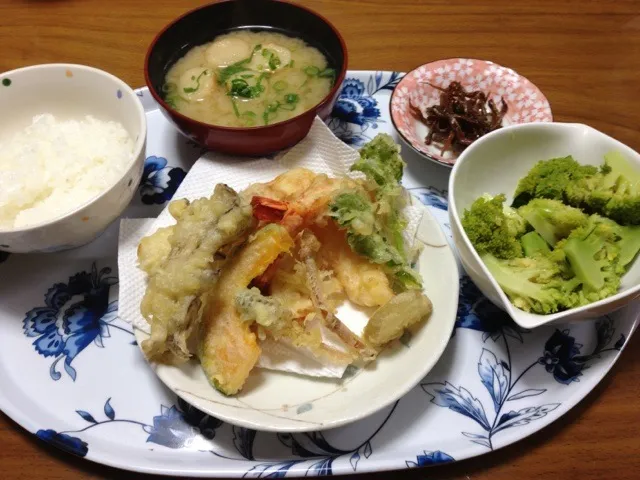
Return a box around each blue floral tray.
[0,71,637,477]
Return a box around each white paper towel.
[117,117,424,378]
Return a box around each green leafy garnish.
[303,66,335,80]
[217,45,263,85]
[165,96,178,109]
[227,72,269,99]
[268,54,281,71]
[262,101,280,125]
[241,111,257,126]
[261,93,300,124]
[303,66,320,76]
[183,70,209,94]
[162,82,177,94]
[261,48,281,71]
[318,68,336,79]
[328,134,419,291]
[302,66,335,87]
[273,80,287,92]
[218,60,251,85]
[228,78,264,99]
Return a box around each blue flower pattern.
[408,186,448,211]
[22,263,131,381]
[23,72,634,476]
[36,397,225,458]
[36,429,88,457]
[406,450,455,467]
[139,155,186,205]
[328,71,401,146]
[422,275,626,449]
[36,397,409,477]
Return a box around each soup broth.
[164,30,335,127]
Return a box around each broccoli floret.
[512,156,597,208]
[518,198,588,246]
[618,225,640,267]
[564,151,640,225]
[462,194,525,259]
[482,253,567,314]
[521,231,551,257]
[558,217,624,295]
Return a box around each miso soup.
[163,30,335,127]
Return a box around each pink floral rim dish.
[390,58,553,167]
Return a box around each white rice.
[0,114,134,229]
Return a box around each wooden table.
[1,1,639,478]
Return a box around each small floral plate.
[390,59,553,167]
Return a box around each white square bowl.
[448,122,640,329]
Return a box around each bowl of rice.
[0,63,147,253]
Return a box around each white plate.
[135,199,458,432]
[0,72,637,477]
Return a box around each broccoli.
[564,151,640,225]
[512,156,597,208]
[482,254,567,314]
[518,198,588,246]
[618,225,640,267]
[494,214,639,313]
[557,216,624,298]
[462,194,526,259]
[468,151,640,314]
[521,231,550,257]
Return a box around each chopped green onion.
[217,45,264,84]
[162,82,177,93]
[261,92,300,123]
[242,110,257,127]
[240,74,254,79]
[263,101,281,125]
[228,78,264,99]
[268,54,281,71]
[303,66,320,76]
[231,99,240,117]
[273,80,287,92]
[183,70,209,94]
[166,96,178,109]
[318,68,336,79]
[288,60,295,67]
[285,93,299,104]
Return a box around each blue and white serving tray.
[0,71,637,477]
